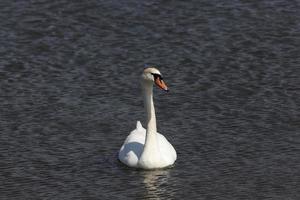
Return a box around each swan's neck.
[143,82,157,134]
[139,81,161,168]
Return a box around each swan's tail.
[136,121,143,130]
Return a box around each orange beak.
[155,78,169,92]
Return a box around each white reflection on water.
[141,169,173,200]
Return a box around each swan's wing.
[157,133,177,164]
[121,121,145,145]
[118,121,146,167]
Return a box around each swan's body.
[118,67,177,169]
[118,121,176,169]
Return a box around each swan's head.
[142,67,169,92]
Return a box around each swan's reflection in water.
[141,169,175,200]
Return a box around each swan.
[118,67,177,169]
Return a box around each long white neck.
[143,81,157,134]
[138,81,161,168]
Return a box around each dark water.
[1,0,299,199]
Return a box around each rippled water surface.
[1,0,299,199]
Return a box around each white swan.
[118,67,177,169]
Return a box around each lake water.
[0,0,299,199]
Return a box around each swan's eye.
[151,73,163,80]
